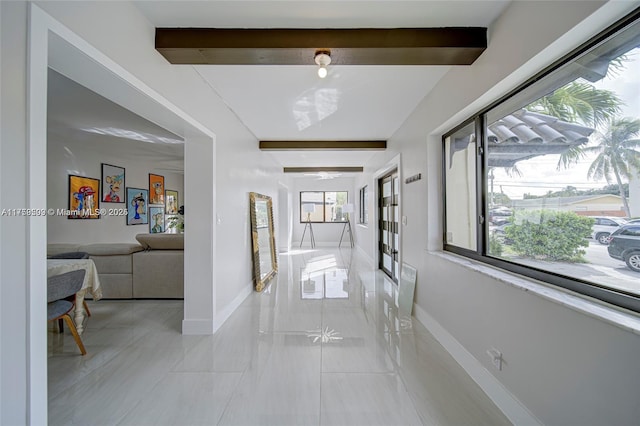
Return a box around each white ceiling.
[133,1,510,170]
[48,1,510,173]
[48,70,186,174]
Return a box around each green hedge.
[504,210,594,262]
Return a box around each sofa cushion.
[79,243,144,256]
[91,254,133,274]
[135,233,184,250]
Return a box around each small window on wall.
[300,191,348,223]
[359,186,368,224]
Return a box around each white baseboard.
[413,304,542,426]
[182,319,214,335]
[212,283,253,333]
[356,244,375,267]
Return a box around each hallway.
[48,249,510,425]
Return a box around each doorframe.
[373,154,402,279]
[27,4,215,422]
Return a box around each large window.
[300,191,348,223]
[443,9,640,313]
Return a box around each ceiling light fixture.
[314,50,331,78]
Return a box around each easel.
[300,212,316,248]
[339,214,354,248]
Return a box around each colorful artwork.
[165,190,178,214]
[68,175,100,219]
[126,187,148,225]
[149,174,164,205]
[101,163,125,203]
[149,207,165,233]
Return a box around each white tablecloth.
[47,259,102,334]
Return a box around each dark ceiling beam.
[284,167,364,173]
[260,140,386,151]
[155,28,487,65]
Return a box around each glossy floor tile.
[48,248,511,425]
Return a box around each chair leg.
[58,318,64,333]
[62,314,86,355]
[83,300,91,317]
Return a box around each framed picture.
[101,163,125,203]
[165,189,179,214]
[149,174,165,205]
[149,207,165,233]
[68,175,100,219]
[126,187,148,225]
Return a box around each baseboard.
[182,318,214,335]
[355,244,375,267]
[212,283,253,333]
[413,304,542,426]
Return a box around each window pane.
[301,192,324,222]
[445,122,477,250]
[486,23,640,297]
[325,191,348,222]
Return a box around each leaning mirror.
[249,192,277,291]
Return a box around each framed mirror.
[249,192,278,291]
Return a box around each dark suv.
[607,224,640,272]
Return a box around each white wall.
[47,135,184,244]
[33,0,283,325]
[214,128,283,313]
[291,177,356,245]
[630,175,640,217]
[1,2,282,421]
[356,1,640,425]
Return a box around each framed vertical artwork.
[149,206,165,233]
[149,174,165,205]
[126,187,148,225]
[101,163,125,203]
[68,175,100,219]
[165,189,179,214]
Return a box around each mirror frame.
[249,192,278,291]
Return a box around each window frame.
[299,191,349,223]
[442,7,640,314]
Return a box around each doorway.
[379,169,399,282]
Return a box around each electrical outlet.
[487,348,503,371]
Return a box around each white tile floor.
[48,248,511,425]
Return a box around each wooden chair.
[48,270,87,355]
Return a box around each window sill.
[430,250,640,336]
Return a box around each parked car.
[607,224,640,272]
[590,216,627,244]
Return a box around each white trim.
[356,244,375,268]
[28,3,216,420]
[27,6,49,425]
[213,283,253,333]
[413,303,542,426]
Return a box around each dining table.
[47,258,102,335]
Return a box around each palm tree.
[584,117,640,216]
[528,81,623,128]
[527,81,624,170]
